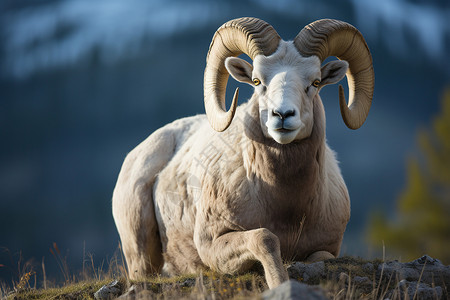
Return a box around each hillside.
[3,255,448,299]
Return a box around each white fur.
[112,40,351,289]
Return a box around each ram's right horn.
[204,17,281,132]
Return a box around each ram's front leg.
[194,226,288,289]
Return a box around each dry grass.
[2,271,267,299]
[4,279,116,300]
[1,246,447,300]
[0,244,267,299]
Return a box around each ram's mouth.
[276,128,293,133]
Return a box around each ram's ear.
[320,60,349,87]
[225,57,254,85]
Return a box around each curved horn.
[204,17,281,132]
[294,19,374,130]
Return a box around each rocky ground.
[281,255,449,299]
[6,255,449,299]
[91,255,449,300]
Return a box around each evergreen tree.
[369,89,450,264]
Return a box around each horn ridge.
[294,19,374,130]
[204,17,281,132]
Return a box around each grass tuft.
[1,248,447,300]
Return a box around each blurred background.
[1,0,449,287]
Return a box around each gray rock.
[352,276,372,287]
[378,255,450,287]
[398,266,420,281]
[408,255,443,267]
[362,262,374,274]
[116,285,138,299]
[287,261,325,283]
[262,280,328,300]
[179,278,196,287]
[116,285,154,300]
[395,279,443,300]
[94,280,122,300]
[379,260,420,281]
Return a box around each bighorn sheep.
[112,17,374,289]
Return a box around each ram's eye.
[312,79,321,88]
[253,78,261,86]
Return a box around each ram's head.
[204,17,374,144]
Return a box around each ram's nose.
[271,109,295,121]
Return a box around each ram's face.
[226,41,348,144]
[253,44,321,144]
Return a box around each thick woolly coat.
[112,91,350,277]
